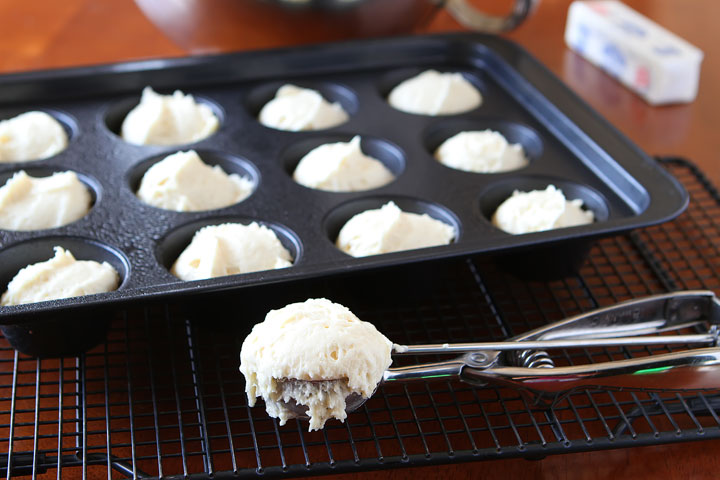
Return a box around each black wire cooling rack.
[0,157,719,479]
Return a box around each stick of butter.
[564,1,703,105]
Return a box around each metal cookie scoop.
[277,379,368,418]
[279,290,720,419]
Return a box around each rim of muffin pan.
[102,91,225,146]
[125,149,260,211]
[323,195,463,256]
[0,109,79,163]
[422,118,543,173]
[0,165,101,232]
[377,67,487,116]
[0,236,131,306]
[154,216,303,281]
[279,133,406,192]
[477,176,611,233]
[244,80,359,131]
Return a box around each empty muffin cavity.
[282,134,404,192]
[156,217,302,281]
[128,150,258,211]
[425,120,542,173]
[0,109,77,163]
[325,196,461,257]
[0,237,129,307]
[381,68,485,116]
[246,81,358,131]
[478,177,609,234]
[0,167,99,231]
[104,87,224,146]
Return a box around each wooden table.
[0,1,718,479]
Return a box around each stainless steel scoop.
[279,290,720,418]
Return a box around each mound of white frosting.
[1,247,119,306]
[258,85,349,131]
[388,70,482,116]
[492,185,595,234]
[171,222,292,281]
[0,111,68,163]
[137,150,253,211]
[336,201,455,257]
[0,170,91,231]
[121,87,219,146]
[240,298,393,431]
[435,130,528,173]
[293,136,394,192]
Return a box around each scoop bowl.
[276,378,373,419]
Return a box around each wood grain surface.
[0,1,718,479]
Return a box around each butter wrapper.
[564,0,703,105]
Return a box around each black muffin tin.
[0,34,687,354]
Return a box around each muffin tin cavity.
[245,81,359,128]
[41,109,79,146]
[0,108,77,134]
[156,217,303,277]
[0,166,100,204]
[478,176,610,230]
[379,68,486,115]
[281,134,405,189]
[324,196,462,249]
[0,166,100,230]
[103,93,225,145]
[0,109,77,163]
[424,119,542,171]
[0,237,130,301]
[127,149,259,209]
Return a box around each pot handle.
[444,0,540,32]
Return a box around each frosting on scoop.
[240,298,393,431]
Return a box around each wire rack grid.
[0,157,719,479]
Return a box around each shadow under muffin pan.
[0,34,687,355]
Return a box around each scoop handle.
[393,290,720,355]
[513,290,720,342]
[462,347,720,400]
[383,359,466,383]
[394,334,717,354]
